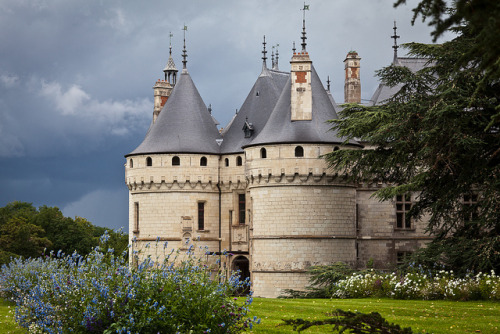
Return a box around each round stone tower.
[242,34,361,298]
[125,41,222,262]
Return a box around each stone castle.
[124,22,431,297]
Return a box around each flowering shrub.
[0,233,257,333]
[332,269,500,301]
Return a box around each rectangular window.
[395,194,412,229]
[396,251,412,265]
[198,202,205,230]
[463,194,478,222]
[133,202,139,233]
[238,194,245,225]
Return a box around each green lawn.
[245,298,500,333]
[1,298,499,333]
[0,299,25,334]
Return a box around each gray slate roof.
[220,66,289,154]
[244,65,359,148]
[126,70,221,156]
[369,57,429,106]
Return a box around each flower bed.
[332,269,500,301]
[0,233,257,333]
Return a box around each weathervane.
[169,31,173,56]
[300,2,309,51]
[182,25,188,69]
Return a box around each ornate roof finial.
[271,46,275,68]
[182,24,188,70]
[262,35,268,68]
[391,21,400,64]
[169,31,173,56]
[274,44,280,70]
[301,3,309,51]
[327,75,331,92]
[292,41,296,54]
[208,104,212,114]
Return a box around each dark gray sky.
[0,0,452,231]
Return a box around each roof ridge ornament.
[327,75,331,92]
[391,21,400,64]
[273,44,280,70]
[301,3,309,51]
[262,35,268,68]
[182,24,188,71]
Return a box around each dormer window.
[295,146,304,157]
[146,157,152,167]
[200,156,207,166]
[242,117,254,138]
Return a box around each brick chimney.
[344,51,361,104]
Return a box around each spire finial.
[182,24,188,70]
[391,21,400,63]
[292,41,296,54]
[327,75,331,92]
[301,3,309,51]
[261,35,267,67]
[274,44,280,70]
[169,31,173,56]
[271,46,275,68]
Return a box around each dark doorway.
[232,256,250,295]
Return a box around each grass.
[245,298,500,333]
[0,298,499,333]
[0,299,25,334]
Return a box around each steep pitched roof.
[244,65,359,148]
[220,66,288,154]
[126,70,221,156]
[369,57,429,106]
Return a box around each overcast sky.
[0,0,453,232]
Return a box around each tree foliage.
[0,201,128,265]
[325,7,500,273]
[395,0,500,86]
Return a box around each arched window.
[260,147,267,159]
[146,157,152,166]
[200,156,207,166]
[172,156,180,166]
[295,146,304,157]
[129,159,133,168]
[225,158,229,167]
[334,146,340,151]
[236,156,243,166]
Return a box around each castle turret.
[344,51,361,104]
[153,36,178,123]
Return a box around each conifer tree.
[325,2,500,273]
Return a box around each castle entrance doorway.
[232,256,250,295]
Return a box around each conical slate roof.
[220,66,288,154]
[126,70,221,156]
[244,65,359,148]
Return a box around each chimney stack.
[344,51,361,104]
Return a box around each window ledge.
[197,230,210,233]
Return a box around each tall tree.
[325,14,500,273]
